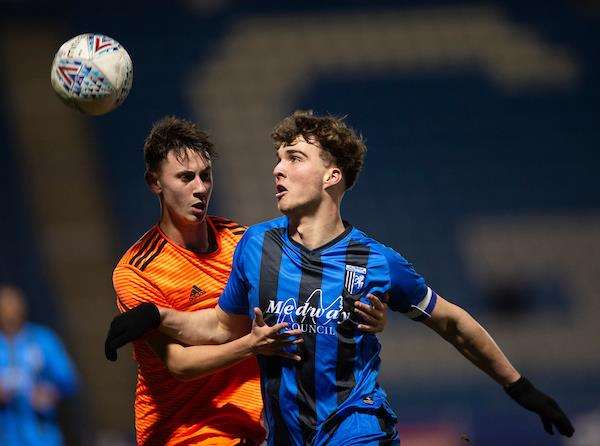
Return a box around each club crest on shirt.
[344,264,366,294]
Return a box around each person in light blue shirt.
[0,285,78,446]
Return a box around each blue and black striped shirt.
[219,216,437,445]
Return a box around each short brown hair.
[271,110,366,189]
[144,116,216,173]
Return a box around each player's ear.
[323,167,343,189]
[145,170,162,194]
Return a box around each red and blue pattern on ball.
[55,59,112,98]
[86,34,120,56]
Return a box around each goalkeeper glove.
[105,303,160,361]
[505,376,574,437]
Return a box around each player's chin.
[276,201,293,215]
[275,197,285,211]
[189,209,207,222]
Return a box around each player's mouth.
[191,201,206,212]
[275,185,287,199]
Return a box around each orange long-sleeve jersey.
[112,216,264,446]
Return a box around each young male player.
[109,115,387,445]
[110,116,265,445]
[107,111,574,444]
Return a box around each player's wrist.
[249,336,262,357]
[501,372,522,389]
[139,303,161,329]
[504,376,548,412]
[240,332,257,356]
[504,375,529,395]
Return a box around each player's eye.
[181,173,194,182]
[200,172,212,182]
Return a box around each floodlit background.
[1,1,598,444]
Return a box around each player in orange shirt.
[110,116,387,445]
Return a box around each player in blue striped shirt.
[217,215,434,444]
[106,110,574,444]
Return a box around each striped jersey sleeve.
[382,247,437,321]
[112,229,171,313]
[113,265,170,313]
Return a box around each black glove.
[505,376,574,437]
[105,303,161,361]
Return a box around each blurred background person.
[0,285,78,446]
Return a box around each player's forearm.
[158,307,232,345]
[434,305,520,386]
[163,335,255,381]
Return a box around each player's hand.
[31,383,59,412]
[248,308,303,361]
[505,376,574,437]
[105,303,161,361]
[354,294,388,333]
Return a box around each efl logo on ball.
[50,33,133,116]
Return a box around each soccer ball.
[50,33,133,116]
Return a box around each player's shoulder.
[248,216,287,234]
[115,226,167,272]
[210,215,246,232]
[348,226,389,253]
[241,216,287,241]
[349,226,409,265]
[23,322,59,343]
[208,215,247,241]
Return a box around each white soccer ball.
[50,33,133,116]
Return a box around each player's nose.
[273,160,285,178]
[192,176,210,194]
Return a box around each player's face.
[152,148,213,226]
[0,288,26,335]
[273,136,331,215]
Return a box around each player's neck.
[288,204,345,251]
[159,217,211,254]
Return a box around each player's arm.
[106,264,301,377]
[105,301,249,360]
[157,304,244,345]
[111,292,389,348]
[383,248,573,437]
[106,234,254,359]
[104,301,244,361]
[147,308,301,381]
[423,294,574,437]
[423,294,519,385]
[153,228,304,380]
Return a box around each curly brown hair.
[271,110,367,189]
[144,116,216,173]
